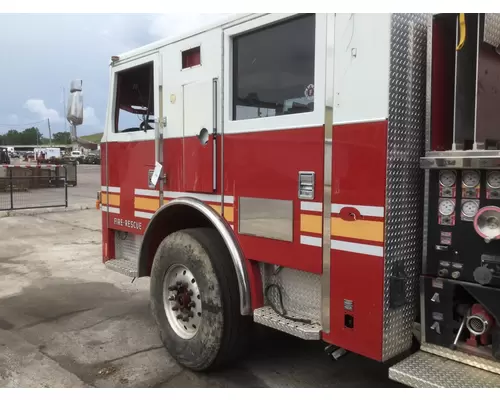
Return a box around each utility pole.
[62,87,67,132]
[47,118,52,146]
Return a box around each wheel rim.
[163,263,202,339]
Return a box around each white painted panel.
[161,29,223,139]
[333,13,391,124]
[183,80,213,138]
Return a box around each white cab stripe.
[300,201,323,212]
[331,204,384,218]
[300,235,322,247]
[101,206,120,214]
[101,186,121,193]
[134,189,234,204]
[134,210,154,220]
[331,240,383,257]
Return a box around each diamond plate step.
[253,306,321,340]
[389,350,500,388]
[104,259,137,278]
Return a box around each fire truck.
[95,13,500,387]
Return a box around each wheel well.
[138,204,213,277]
[138,197,252,316]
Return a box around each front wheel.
[150,227,251,371]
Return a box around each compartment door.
[182,79,217,194]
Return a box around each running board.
[104,259,137,278]
[253,306,321,340]
[389,350,500,388]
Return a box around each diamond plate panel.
[389,350,500,388]
[114,231,143,262]
[260,263,321,322]
[105,259,137,278]
[253,306,321,340]
[484,14,500,47]
[382,13,428,361]
[422,343,500,375]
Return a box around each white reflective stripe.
[331,204,384,218]
[229,224,234,230]
[300,201,322,212]
[134,210,154,219]
[331,240,383,257]
[101,206,120,214]
[101,186,121,193]
[134,189,159,197]
[300,235,322,247]
[134,189,234,204]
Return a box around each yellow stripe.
[210,204,234,223]
[135,196,160,212]
[331,217,384,243]
[300,214,384,243]
[133,196,234,223]
[101,193,120,207]
[300,214,322,234]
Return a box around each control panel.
[426,169,500,287]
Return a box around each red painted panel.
[331,120,388,208]
[183,135,214,194]
[325,251,384,360]
[224,126,324,274]
[322,120,388,361]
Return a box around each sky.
[0,13,232,137]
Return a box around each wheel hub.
[163,264,202,339]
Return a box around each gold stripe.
[133,196,234,223]
[135,196,160,212]
[300,214,322,234]
[101,193,120,207]
[300,214,384,243]
[210,204,234,223]
[331,217,384,243]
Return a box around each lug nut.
[188,301,196,308]
[172,305,179,311]
[187,311,194,318]
[176,315,183,320]
[168,295,175,301]
[187,290,193,296]
[168,285,177,291]
[182,316,190,322]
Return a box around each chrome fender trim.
[140,197,252,316]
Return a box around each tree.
[52,131,71,144]
[0,127,43,145]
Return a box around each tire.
[150,227,251,371]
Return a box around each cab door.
[104,52,161,230]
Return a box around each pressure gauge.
[487,171,500,189]
[462,170,480,188]
[439,199,455,216]
[461,200,479,218]
[439,170,456,187]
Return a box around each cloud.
[83,106,100,127]
[23,99,63,123]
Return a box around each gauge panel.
[439,170,456,187]
[487,171,500,189]
[438,199,455,216]
[462,170,480,188]
[460,199,479,221]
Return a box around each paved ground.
[0,165,405,388]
